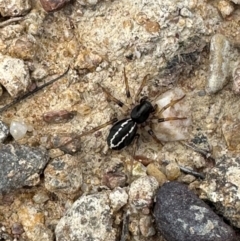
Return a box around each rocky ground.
[0,0,240,240]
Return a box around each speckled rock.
[154,182,237,241]
[139,215,156,237]
[18,204,53,241]
[0,143,49,193]
[217,0,234,18]
[74,49,103,73]
[0,121,9,143]
[0,54,31,97]
[55,192,117,241]
[75,0,219,86]
[8,35,37,60]
[44,154,82,195]
[109,187,128,212]
[129,176,159,211]
[22,9,46,36]
[232,65,240,94]
[33,191,50,204]
[206,34,232,94]
[200,155,240,228]
[31,65,48,81]
[165,162,181,180]
[222,119,240,151]
[0,0,32,17]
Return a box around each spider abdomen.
[107,118,138,150]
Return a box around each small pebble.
[206,34,231,94]
[0,54,31,97]
[40,0,70,12]
[180,174,196,184]
[109,188,128,212]
[222,119,240,151]
[217,0,234,18]
[31,67,48,81]
[11,223,24,235]
[48,148,64,158]
[43,110,77,124]
[129,176,159,211]
[165,162,181,181]
[146,163,167,186]
[44,154,82,195]
[33,191,50,204]
[139,216,156,237]
[10,120,28,140]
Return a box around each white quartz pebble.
[10,120,28,140]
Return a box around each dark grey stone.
[0,143,49,193]
[0,121,9,142]
[153,182,237,241]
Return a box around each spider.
[80,67,187,151]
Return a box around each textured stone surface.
[0,121,9,143]
[0,0,32,17]
[129,176,159,211]
[200,155,240,229]
[55,192,116,241]
[154,182,237,241]
[0,144,49,193]
[109,187,128,212]
[18,203,53,241]
[0,0,239,240]
[205,34,235,94]
[0,54,31,97]
[44,154,82,195]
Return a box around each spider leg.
[97,83,129,113]
[156,95,186,115]
[79,117,118,138]
[134,74,150,102]
[147,128,163,145]
[123,67,132,105]
[157,116,187,122]
[60,118,118,147]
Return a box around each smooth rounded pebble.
[154,182,237,241]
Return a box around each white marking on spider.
[110,119,136,148]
